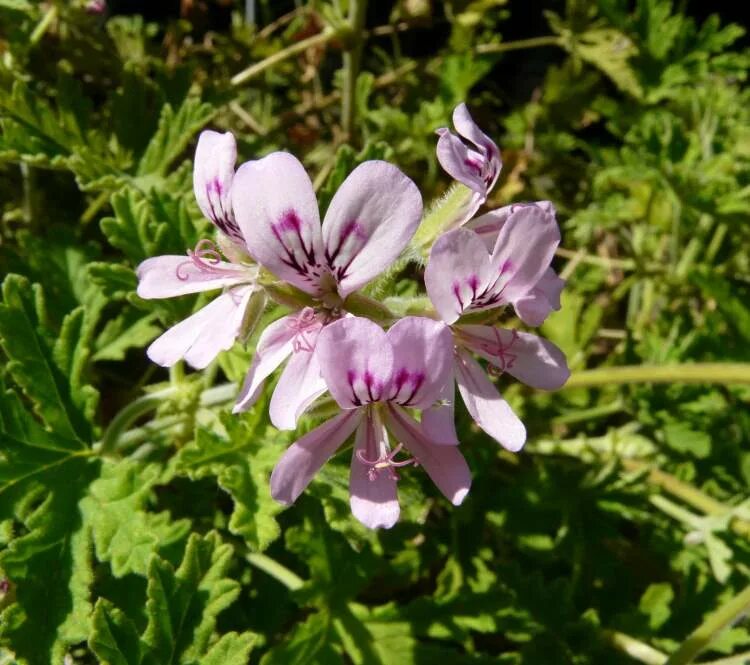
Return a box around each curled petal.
[322,161,422,297]
[424,228,495,324]
[316,317,394,409]
[454,348,525,452]
[385,405,471,506]
[232,152,325,295]
[193,130,244,243]
[350,413,400,529]
[147,286,253,370]
[233,315,297,413]
[459,325,570,391]
[136,255,251,299]
[269,333,327,430]
[270,410,362,505]
[436,129,488,196]
[385,317,453,409]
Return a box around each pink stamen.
[356,443,418,482]
[175,239,242,281]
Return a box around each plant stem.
[605,630,667,665]
[476,35,563,54]
[341,0,368,140]
[563,364,750,390]
[231,28,339,87]
[30,4,58,45]
[246,553,304,590]
[665,584,750,665]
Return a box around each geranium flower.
[269,316,471,529]
[466,202,566,326]
[436,103,502,228]
[422,205,570,451]
[137,130,262,370]
[230,153,422,430]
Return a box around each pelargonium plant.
[138,103,570,530]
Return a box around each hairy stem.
[341,0,368,140]
[476,35,564,54]
[564,364,750,389]
[231,28,339,87]
[665,584,750,665]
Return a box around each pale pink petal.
[350,413,399,529]
[384,405,471,505]
[488,204,560,303]
[467,201,556,250]
[315,316,394,409]
[270,410,362,505]
[321,161,422,298]
[385,317,453,409]
[147,286,253,370]
[232,152,325,295]
[459,325,570,391]
[232,315,297,413]
[420,379,459,446]
[454,348,526,452]
[424,228,494,324]
[513,268,565,327]
[269,338,327,430]
[453,104,501,178]
[136,255,251,299]
[435,128,487,195]
[193,130,244,243]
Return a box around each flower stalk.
[340,0,369,140]
[563,364,750,389]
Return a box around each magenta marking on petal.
[271,209,328,287]
[463,157,483,175]
[452,281,464,310]
[278,209,302,232]
[325,219,368,281]
[500,259,513,275]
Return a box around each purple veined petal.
[467,201,557,250]
[316,316,394,409]
[321,161,422,298]
[269,328,328,430]
[488,204,560,304]
[424,228,495,324]
[436,128,488,195]
[232,314,298,413]
[193,130,244,243]
[270,410,363,505]
[384,404,471,506]
[454,348,526,451]
[232,152,325,295]
[136,255,252,299]
[452,104,501,180]
[420,378,459,446]
[349,411,400,529]
[147,286,254,370]
[459,325,570,391]
[513,268,565,327]
[385,316,453,409]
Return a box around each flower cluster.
[137,103,570,529]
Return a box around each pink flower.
[270,316,471,530]
[137,130,261,370]
[436,103,502,228]
[230,153,423,430]
[422,205,570,451]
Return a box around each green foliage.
[1,1,749,664]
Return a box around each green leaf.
[93,311,160,362]
[662,422,711,458]
[137,98,215,177]
[260,610,339,665]
[81,461,191,578]
[201,632,257,665]
[0,275,96,442]
[141,532,251,665]
[639,583,673,630]
[89,599,142,665]
[173,412,284,552]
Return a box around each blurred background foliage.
[1,0,750,663]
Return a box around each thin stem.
[341,0,368,140]
[563,364,750,389]
[231,28,339,87]
[557,247,637,271]
[605,630,667,665]
[666,584,750,665]
[30,4,58,45]
[246,553,304,590]
[476,35,563,54]
[700,652,750,665]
